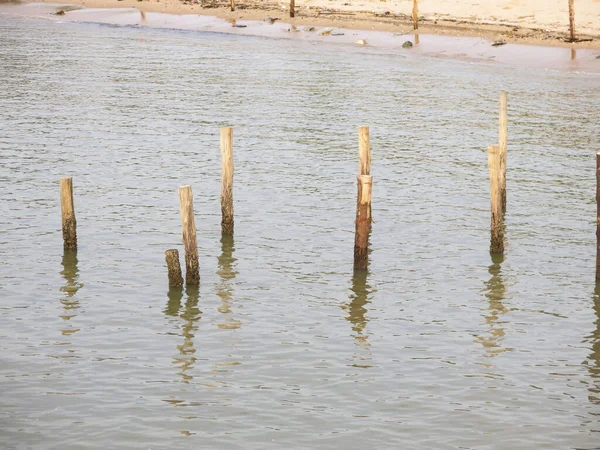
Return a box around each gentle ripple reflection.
[1,9,600,450]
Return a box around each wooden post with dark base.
[354,175,372,270]
[230,0,235,12]
[568,0,575,42]
[220,127,234,236]
[290,0,295,18]
[60,177,77,249]
[499,91,508,212]
[488,145,504,254]
[596,153,600,280]
[412,0,418,30]
[178,185,200,285]
[165,249,184,288]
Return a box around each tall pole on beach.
[499,91,508,212]
[179,185,200,285]
[60,177,77,250]
[412,0,418,30]
[290,0,295,18]
[568,0,575,41]
[220,127,234,236]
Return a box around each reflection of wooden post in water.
[216,235,241,329]
[178,185,200,285]
[414,34,420,45]
[165,249,183,288]
[571,48,576,60]
[588,284,600,404]
[412,0,418,29]
[348,269,370,338]
[488,145,504,254]
[60,177,77,249]
[165,286,201,383]
[596,153,600,280]
[59,250,83,333]
[568,0,575,42]
[476,252,509,357]
[498,92,508,211]
[354,175,372,270]
[220,127,234,236]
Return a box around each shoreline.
[31,0,600,50]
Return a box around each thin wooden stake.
[178,185,200,285]
[488,145,504,254]
[596,153,600,280]
[499,91,508,212]
[165,249,184,288]
[568,0,575,42]
[358,126,371,176]
[354,175,372,270]
[412,0,418,30]
[220,127,234,235]
[230,0,235,12]
[290,0,295,18]
[60,177,77,249]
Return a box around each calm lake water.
[1,5,600,449]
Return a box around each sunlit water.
[1,8,600,450]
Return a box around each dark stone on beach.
[492,41,507,47]
[597,55,600,59]
[305,26,315,32]
[332,31,344,36]
[402,41,413,48]
[55,9,65,15]
[235,24,247,28]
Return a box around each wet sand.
[29,0,600,50]
[4,1,600,72]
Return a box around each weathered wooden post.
[290,0,295,18]
[412,0,418,30]
[165,249,184,288]
[358,126,372,231]
[488,145,504,254]
[354,175,372,270]
[596,153,600,280]
[568,0,575,42]
[358,126,371,176]
[178,185,200,285]
[60,177,77,249]
[499,91,508,211]
[220,127,234,235]
[230,0,235,12]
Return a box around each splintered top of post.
[60,176,73,182]
[179,185,191,191]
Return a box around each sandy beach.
[33,0,600,49]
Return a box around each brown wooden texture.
[354,175,372,270]
[165,249,184,288]
[290,0,295,17]
[358,126,371,176]
[178,185,200,285]
[488,145,504,254]
[568,0,575,41]
[230,0,235,12]
[220,127,234,235]
[499,91,508,212]
[60,177,77,249]
[412,0,418,29]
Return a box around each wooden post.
[165,249,184,288]
[290,0,295,18]
[358,126,371,176]
[499,91,508,212]
[220,127,234,235]
[60,177,77,249]
[488,145,504,254]
[596,153,600,280]
[354,175,372,270]
[568,0,575,42]
[230,0,235,12]
[412,0,418,30]
[178,185,200,285]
